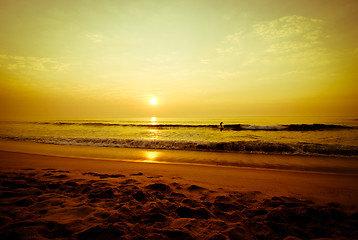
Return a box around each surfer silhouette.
[219,122,224,131]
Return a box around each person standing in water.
[219,122,224,131]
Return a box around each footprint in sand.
[187,184,206,191]
[130,172,143,176]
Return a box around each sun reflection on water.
[149,129,158,140]
[144,151,160,163]
[150,117,157,125]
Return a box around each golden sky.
[0,0,357,120]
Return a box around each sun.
[149,97,158,105]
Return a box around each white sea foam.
[241,125,287,130]
[1,135,357,158]
[1,117,358,171]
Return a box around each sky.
[0,0,357,120]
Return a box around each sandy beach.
[2,0,358,238]
[0,142,357,239]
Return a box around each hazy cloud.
[252,15,331,65]
[215,31,244,55]
[0,54,70,72]
[224,32,242,44]
[254,15,325,41]
[265,41,312,53]
[86,33,104,43]
[216,71,242,79]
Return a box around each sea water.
[1,116,357,157]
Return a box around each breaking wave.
[30,121,355,131]
[1,135,357,158]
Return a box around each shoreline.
[1,140,358,175]
[1,148,358,206]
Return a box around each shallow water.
[0,116,357,157]
[1,140,358,174]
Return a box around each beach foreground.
[1,149,358,239]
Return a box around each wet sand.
[0,145,358,239]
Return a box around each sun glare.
[149,97,158,105]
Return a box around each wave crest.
[29,121,354,131]
[1,136,357,157]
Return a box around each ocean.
[1,116,357,157]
